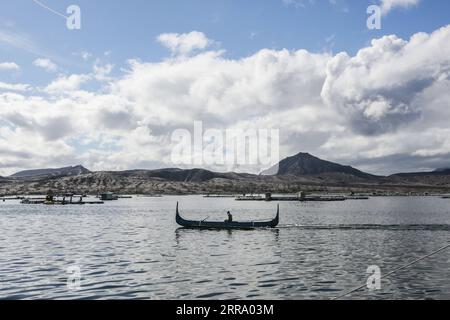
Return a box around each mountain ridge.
[8,153,450,181]
[10,165,91,178]
[3,153,450,196]
[262,152,378,179]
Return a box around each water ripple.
[1,196,450,299]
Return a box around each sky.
[0,0,450,176]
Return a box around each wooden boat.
[175,202,279,229]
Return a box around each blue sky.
[1,0,449,85]
[0,0,450,175]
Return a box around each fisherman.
[227,211,233,223]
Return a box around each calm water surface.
[1,196,449,300]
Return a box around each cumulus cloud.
[1,26,450,175]
[321,26,450,136]
[0,62,20,71]
[33,58,58,72]
[156,31,213,56]
[44,74,91,94]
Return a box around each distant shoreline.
[2,178,450,197]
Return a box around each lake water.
[1,196,450,300]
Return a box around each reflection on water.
[0,196,449,299]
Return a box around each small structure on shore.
[236,191,350,202]
[100,192,118,201]
[21,190,104,205]
[21,198,46,204]
[1,196,25,201]
[235,194,264,201]
[203,194,236,198]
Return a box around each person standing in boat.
[227,211,233,223]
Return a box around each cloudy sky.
[0,0,449,176]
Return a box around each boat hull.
[175,203,279,229]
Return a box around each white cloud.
[80,51,92,60]
[321,26,450,136]
[44,74,90,94]
[156,31,213,56]
[282,0,315,8]
[0,29,39,55]
[380,0,420,14]
[33,58,58,72]
[72,50,93,61]
[0,29,59,60]
[0,62,20,71]
[93,63,114,81]
[0,82,30,91]
[1,26,450,176]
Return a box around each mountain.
[10,165,90,179]
[3,153,450,195]
[434,168,450,174]
[386,167,450,186]
[391,168,450,177]
[262,152,377,179]
[112,168,247,183]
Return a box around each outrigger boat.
[175,202,279,229]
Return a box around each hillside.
[2,153,450,195]
[263,152,378,180]
[10,165,90,179]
